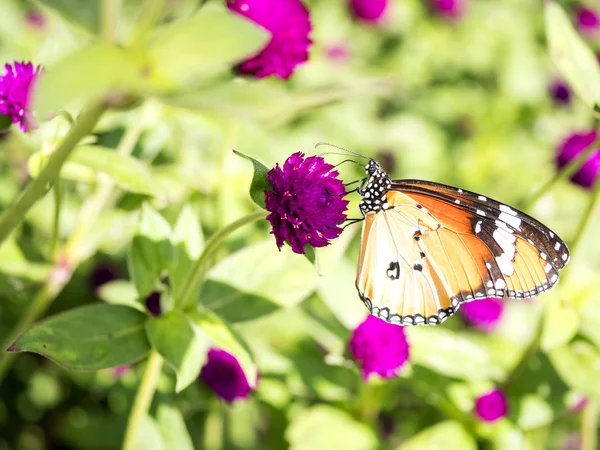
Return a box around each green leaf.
[35,43,146,118]
[8,304,149,370]
[408,327,505,381]
[208,239,318,309]
[400,421,476,450]
[286,405,377,450]
[541,299,579,351]
[157,403,194,450]
[97,280,144,312]
[146,311,212,393]
[128,205,174,297]
[71,146,165,197]
[548,340,600,401]
[545,2,600,109]
[188,309,257,387]
[139,416,166,450]
[200,280,280,323]
[517,395,553,430]
[37,0,100,34]
[233,150,271,209]
[145,4,269,86]
[170,206,204,300]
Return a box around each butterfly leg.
[343,218,364,229]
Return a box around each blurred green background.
[0,0,600,449]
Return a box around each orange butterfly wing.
[355,180,569,326]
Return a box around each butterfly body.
[355,160,569,326]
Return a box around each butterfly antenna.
[315,142,370,161]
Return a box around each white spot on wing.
[475,221,482,234]
[495,279,506,289]
[476,209,486,216]
[478,195,487,201]
[496,254,515,276]
[499,204,517,216]
[493,228,517,261]
[498,212,522,230]
[555,242,561,250]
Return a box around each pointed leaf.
[233,150,271,209]
[146,4,269,86]
[8,304,149,370]
[548,340,600,400]
[545,2,600,109]
[171,206,204,300]
[97,280,144,312]
[400,421,476,450]
[146,311,212,392]
[189,309,257,387]
[71,146,165,197]
[35,43,146,117]
[128,205,174,297]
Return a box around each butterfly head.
[359,159,392,214]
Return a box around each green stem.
[102,0,121,42]
[175,210,265,310]
[0,102,106,247]
[122,350,163,450]
[51,179,61,257]
[581,400,599,450]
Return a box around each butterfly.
[318,144,570,327]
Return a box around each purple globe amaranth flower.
[145,291,162,316]
[549,79,571,105]
[556,130,600,189]
[349,315,410,380]
[265,152,348,254]
[349,0,388,23]
[431,0,466,18]
[0,62,41,132]
[575,6,600,36]
[461,297,504,331]
[474,388,508,422]
[227,0,312,79]
[200,348,253,403]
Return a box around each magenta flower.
[325,43,350,63]
[556,130,600,189]
[0,62,41,132]
[227,0,312,79]
[200,348,253,403]
[265,152,348,254]
[461,298,504,331]
[112,365,132,378]
[349,0,388,23]
[575,7,600,36]
[474,388,508,422]
[549,79,571,105]
[431,0,466,18]
[25,10,47,29]
[349,315,410,380]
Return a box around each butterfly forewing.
[355,171,569,326]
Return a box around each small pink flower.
[575,7,600,36]
[474,388,508,422]
[431,0,466,19]
[349,0,388,23]
[461,298,504,331]
[349,315,410,380]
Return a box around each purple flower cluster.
[0,62,41,132]
[556,130,600,190]
[431,0,466,18]
[265,152,348,254]
[474,388,508,422]
[461,298,504,331]
[200,348,253,403]
[227,0,312,79]
[349,315,410,380]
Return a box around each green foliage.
[9,304,150,370]
[233,150,271,209]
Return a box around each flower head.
[431,0,466,18]
[0,62,41,132]
[549,79,571,105]
[227,0,312,79]
[145,291,162,316]
[349,0,388,23]
[265,152,348,254]
[200,348,253,403]
[474,388,508,422]
[349,315,410,380]
[575,7,600,36]
[461,298,504,331]
[556,130,600,190]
